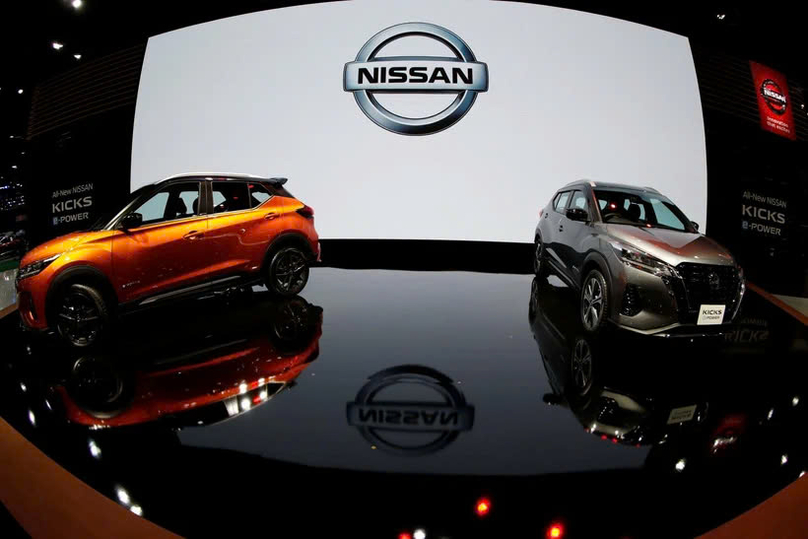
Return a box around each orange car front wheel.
[54,283,109,348]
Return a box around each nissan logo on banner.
[344,22,489,135]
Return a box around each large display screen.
[132,0,707,242]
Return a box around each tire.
[265,246,310,297]
[581,269,609,333]
[533,236,544,275]
[54,283,109,348]
[66,355,133,419]
[570,338,594,397]
[268,297,318,354]
[528,277,540,320]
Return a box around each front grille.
[676,263,740,316]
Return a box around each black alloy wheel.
[55,284,108,347]
[571,338,594,395]
[581,269,608,333]
[268,246,310,297]
[533,237,544,275]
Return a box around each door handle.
[264,212,279,220]
[183,230,203,240]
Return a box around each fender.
[582,250,613,287]
[582,250,618,321]
[46,265,118,323]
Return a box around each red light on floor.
[475,497,491,517]
[398,533,412,539]
[547,523,564,538]
[600,434,607,440]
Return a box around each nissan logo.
[344,22,489,135]
[760,79,788,115]
[708,272,721,291]
[347,365,475,456]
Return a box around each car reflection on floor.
[20,287,323,429]
[529,268,807,478]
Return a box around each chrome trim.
[138,276,241,306]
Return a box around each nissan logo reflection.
[347,365,474,456]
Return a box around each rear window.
[212,181,251,213]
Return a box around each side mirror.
[120,212,143,230]
[690,221,700,231]
[566,208,589,222]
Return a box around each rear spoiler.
[267,177,288,185]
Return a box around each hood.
[604,224,736,267]
[21,230,112,266]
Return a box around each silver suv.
[534,181,745,334]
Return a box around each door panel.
[545,191,571,269]
[111,180,208,303]
[565,190,593,282]
[205,181,305,277]
[111,216,209,302]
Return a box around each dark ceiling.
[1,1,805,138]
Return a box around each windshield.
[89,185,155,231]
[594,189,694,232]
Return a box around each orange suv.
[16,173,319,347]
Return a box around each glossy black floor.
[2,267,806,538]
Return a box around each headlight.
[17,254,62,281]
[610,241,674,277]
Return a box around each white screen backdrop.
[132,0,707,242]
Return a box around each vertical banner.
[749,61,796,141]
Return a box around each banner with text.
[750,61,796,141]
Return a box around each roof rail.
[158,172,287,184]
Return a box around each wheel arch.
[581,251,615,321]
[46,265,118,326]
[261,231,316,273]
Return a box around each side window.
[212,181,251,213]
[248,183,273,208]
[132,181,201,226]
[135,192,170,225]
[570,190,588,211]
[553,191,571,212]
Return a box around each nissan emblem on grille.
[708,272,720,292]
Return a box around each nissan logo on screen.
[344,22,489,135]
[760,79,788,115]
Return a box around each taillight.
[296,205,314,219]
[539,208,543,218]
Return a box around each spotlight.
[74,54,82,60]
[17,89,24,95]
[413,529,426,539]
[116,487,131,505]
[781,454,788,466]
[130,504,143,516]
[475,497,491,517]
[675,459,686,472]
[72,0,83,8]
[547,523,565,538]
[716,13,726,20]
[52,42,64,51]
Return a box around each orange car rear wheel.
[265,246,310,297]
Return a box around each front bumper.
[609,262,743,335]
[15,272,50,330]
